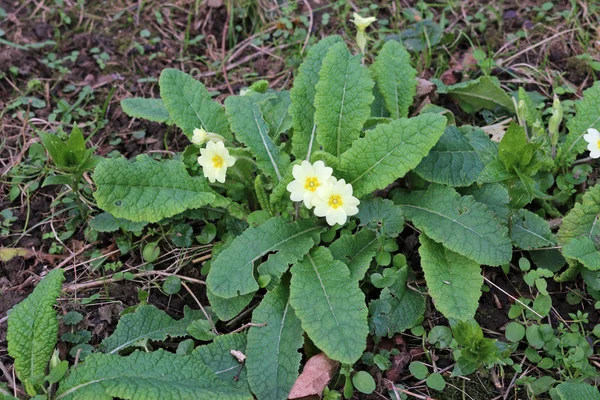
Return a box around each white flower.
[312,177,360,226]
[583,128,600,159]
[286,160,333,209]
[191,127,224,146]
[197,141,236,183]
[351,13,377,31]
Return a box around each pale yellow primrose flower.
[583,128,600,159]
[286,160,333,209]
[191,127,225,146]
[352,13,377,30]
[352,13,377,54]
[312,177,360,226]
[197,140,236,183]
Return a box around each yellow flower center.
[212,155,224,168]
[597,139,600,149]
[328,195,343,209]
[304,177,320,192]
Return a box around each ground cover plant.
[1,1,600,399]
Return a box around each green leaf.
[562,237,600,271]
[505,322,526,342]
[552,383,600,400]
[56,335,252,400]
[418,235,482,321]
[261,90,292,140]
[559,81,600,166]
[207,217,323,298]
[498,123,533,171]
[446,76,514,113]
[93,155,215,223]
[426,373,446,391]
[89,212,147,233]
[225,94,290,182]
[355,198,405,237]
[7,269,64,393]
[290,36,344,160]
[408,362,428,380]
[558,183,600,245]
[290,247,368,364]
[368,266,425,337]
[314,42,374,157]
[394,184,511,265]
[352,371,376,394]
[207,288,254,321]
[460,183,509,220]
[557,184,600,276]
[371,40,416,119]
[415,125,484,187]
[510,209,555,250]
[120,98,171,123]
[101,305,199,354]
[329,229,379,280]
[247,282,303,400]
[340,114,447,197]
[159,68,231,140]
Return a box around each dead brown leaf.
[288,353,339,399]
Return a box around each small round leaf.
[352,371,376,394]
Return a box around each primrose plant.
[8,13,600,400]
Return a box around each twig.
[483,276,543,319]
[503,29,576,65]
[299,0,313,54]
[385,380,435,400]
[229,322,266,334]
[63,271,205,292]
[181,281,219,336]
[0,360,16,394]
[56,242,95,269]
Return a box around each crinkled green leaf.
[261,90,292,140]
[355,198,405,237]
[159,68,231,140]
[225,94,290,182]
[394,184,511,265]
[557,184,600,265]
[498,123,534,171]
[418,235,482,321]
[447,76,514,113]
[340,114,447,197]
[290,36,344,160]
[415,125,484,187]
[329,229,379,280]
[207,288,254,322]
[247,281,303,400]
[7,269,64,393]
[562,237,600,271]
[510,209,555,250]
[89,212,147,233]
[290,247,368,364]
[371,40,416,119]
[460,183,509,220]
[56,335,252,400]
[101,305,199,354]
[559,81,600,166]
[120,98,171,123]
[207,217,323,298]
[368,266,425,337]
[552,383,600,400]
[314,42,374,157]
[93,155,215,223]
